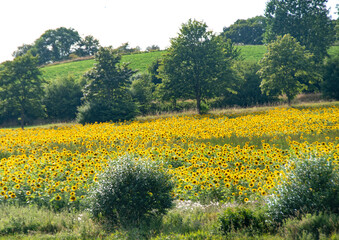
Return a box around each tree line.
[0,0,338,128]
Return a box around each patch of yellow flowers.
[0,107,338,205]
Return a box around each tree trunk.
[196,95,201,114]
[20,109,25,129]
[287,95,292,106]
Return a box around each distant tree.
[76,35,100,56]
[321,55,339,100]
[146,45,160,52]
[12,44,34,58]
[43,76,83,120]
[0,53,45,128]
[77,47,137,124]
[258,34,321,105]
[221,16,266,45]
[159,19,239,114]
[219,61,278,107]
[116,43,140,54]
[34,27,81,64]
[264,0,335,62]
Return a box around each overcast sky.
[0,0,337,63]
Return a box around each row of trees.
[13,27,101,65]
[0,0,337,127]
[12,27,161,66]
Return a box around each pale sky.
[0,0,337,64]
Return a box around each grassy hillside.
[41,51,164,82]
[41,45,339,82]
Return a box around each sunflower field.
[0,106,338,210]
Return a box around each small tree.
[159,19,239,114]
[77,47,137,124]
[130,73,154,115]
[257,34,321,105]
[43,76,83,120]
[0,53,44,128]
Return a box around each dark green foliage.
[88,155,174,228]
[75,35,100,57]
[34,27,81,64]
[264,0,335,62]
[267,156,339,223]
[76,98,137,124]
[218,205,271,236]
[148,58,162,85]
[130,73,155,115]
[0,53,45,128]
[78,47,138,124]
[43,76,83,120]
[221,16,266,45]
[159,19,239,114]
[282,212,339,240]
[216,61,278,107]
[321,55,339,100]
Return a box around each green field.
[41,45,339,82]
[41,51,164,82]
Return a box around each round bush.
[267,156,339,223]
[89,155,174,227]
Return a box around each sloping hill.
[41,45,339,82]
[41,51,164,82]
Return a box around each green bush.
[267,156,339,223]
[88,155,174,228]
[282,212,339,240]
[76,98,138,124]
[218,205,271,236]
[43,76,83,121]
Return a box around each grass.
[1,202,337,239]
[41,51,164,82]
[238,45,267,62]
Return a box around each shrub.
[267,156,339,223]
[43,76,83,121]
[282,212,339,240]
[218,205,271,236]
[88,155,174,228]
[76,98,138,124]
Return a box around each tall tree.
[0,53,44,128]
[77,47,137,124]
[258,34,321,105]
[264,0,335,62]
[221,16,266,45]
[159,19,239,114]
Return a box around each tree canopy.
[12,27,101,65]
[221,16,266,45]
[77,47,137,124]
[258,34,321,105]
[264,0,335,62]
[159,19,239,114]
